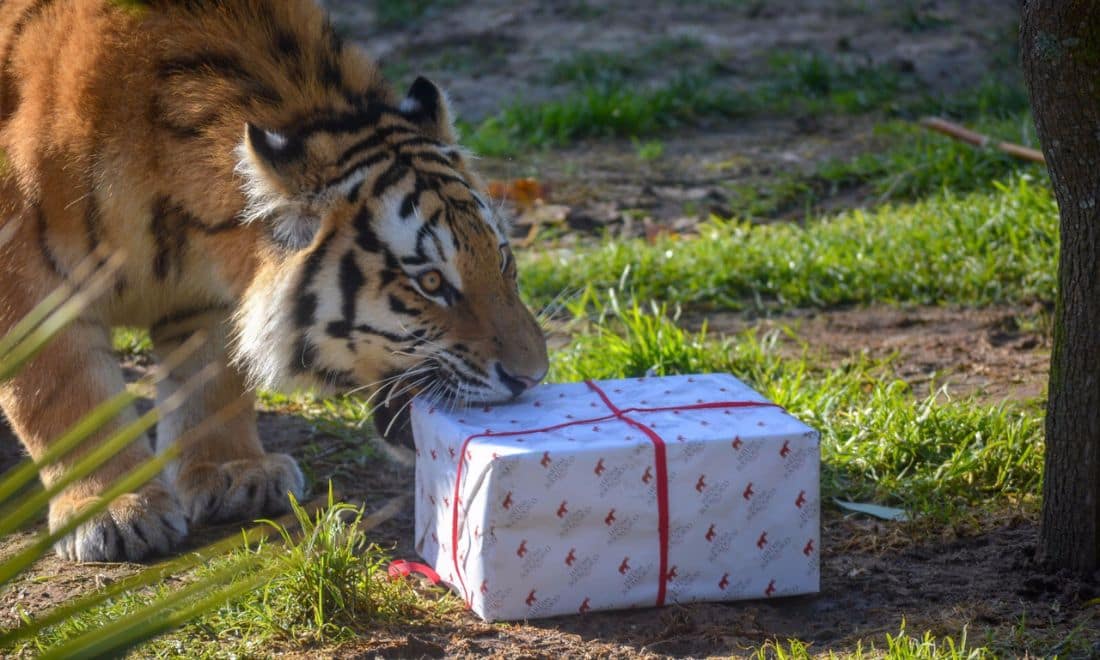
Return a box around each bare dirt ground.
[4,1,1093,657]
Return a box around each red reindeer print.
[526,590,537,606]
[804,540,815,556]
[594,458,607,476]
[718,573,730,590]
[695,474,707,493]
[732,436,743,450]
[757,531,769,549]
[541,451,552,468]
[430,449,437,460]
[565,548,577,566]
[618,557,631,575]
[502,492,513,509]
[557,500,569,518]
[428,495,436,506]
[605,509,617,526]
[442,496,449,508]
[743,482,755,500]
[666,566,678,582]
[578,597,591,614]
[473,526,480,539]
[780,440,792,458]
[516,540,528,558]
[764,580,776,597]
[795,490,807,508]
[448,447,456,460]
[480,580,489,594]
[466,449,473,461]
[705,524,717,542]
[642,466,653,484]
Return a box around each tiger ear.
[235,123,320,250]
[399,76,456,143]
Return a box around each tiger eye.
[418,269,443,294]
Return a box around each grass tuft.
[20,489,439,656]
[246,488,426,642]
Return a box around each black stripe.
[338,250,365,327]
[292,233,333,326]
[388,294,421,317]
[353,208,381,252]
[294,293,318,330]
[353,323,417,344]
[150,305,228,338]
[371,161,411,198]
[334,126,409,167]
[325,320,350,339]
[35,204,66,278]
[447,350,489,379]
[399,192,418,219]
[150,197,239,280]
[324,151,390,193]
[399,255,429,267]
[158,52,282,106]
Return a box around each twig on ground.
[919,117,1046,164]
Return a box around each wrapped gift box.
[410,373,820,621]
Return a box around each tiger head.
[232,77,548,420]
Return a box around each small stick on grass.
[919,117,1046,164]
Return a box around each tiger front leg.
[151,312,304,525]
[0,320,187,562]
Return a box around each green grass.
[19,488,441,657]
[754,625,992,658]
[521,175,1057,312]
[464,50,922,156]
[551,299,1043,519]
[464,48,1027,156]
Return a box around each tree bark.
[1021,0,1100,574]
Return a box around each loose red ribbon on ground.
[448,380,782,609]
[388,559,442,585]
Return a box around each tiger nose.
[496,363,546,397]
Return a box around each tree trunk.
[1021,0,1100,574]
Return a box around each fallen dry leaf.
[487,177,548,211]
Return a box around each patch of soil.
[701,304,1051,404]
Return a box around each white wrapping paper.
[411,373,820,621]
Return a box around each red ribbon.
[388,559,442,584]
[448,379,782,609]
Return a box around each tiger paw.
[176,453,305,525]
[50,482,188,562]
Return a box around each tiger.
[0,0,548,562]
